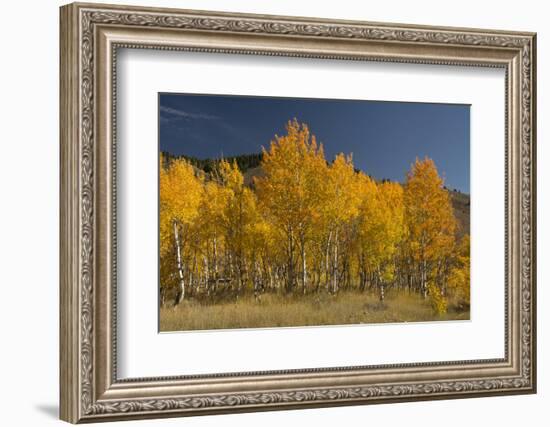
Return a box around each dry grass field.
[159,291,469,332]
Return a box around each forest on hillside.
[159,119,470,330]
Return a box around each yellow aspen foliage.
[219,160,257,235]
[404,157,456,262]
[159,154,172,260]
[323,153,362,225]
[159,156,203,257]
[377,181,405,261]
[427,280,448,315]
[255,119,327,291]
[404,157,457,310]
[319,154,364,293]
[358,179,404,263]
[255,119,326,231]
[356,173,385,269]
[159,156,203,301]
[195,180,230,281]
[219,158,244,190]
[448,234,471,307]
[199,180,230,238]
[219,159,258,288]
[248,217,278,261]
[160,157,203,228]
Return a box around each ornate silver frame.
[60,2,537,423]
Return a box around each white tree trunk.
[173,220,186,305]
[213,237,218,278]
[421,259,427,299]
[325,231,332,292]
[203,255,209,295]
[301,241,307,294]
[332,230,339,294]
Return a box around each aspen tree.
[159,157,203,304]
[404,157,456,306]
[255,119,326,293]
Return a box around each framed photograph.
[60,2,537,423]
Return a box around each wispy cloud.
[160,105,219,121]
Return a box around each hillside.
[161,151,262,174]
[448,190,470,237]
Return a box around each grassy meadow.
[160,291,469,332]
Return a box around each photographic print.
[60,5,536,420]
[159,93,471,332]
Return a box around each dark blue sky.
[159,93,470,193]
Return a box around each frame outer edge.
[529,33,537,393]
[60,3,81,424]
[60,2,537,422]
